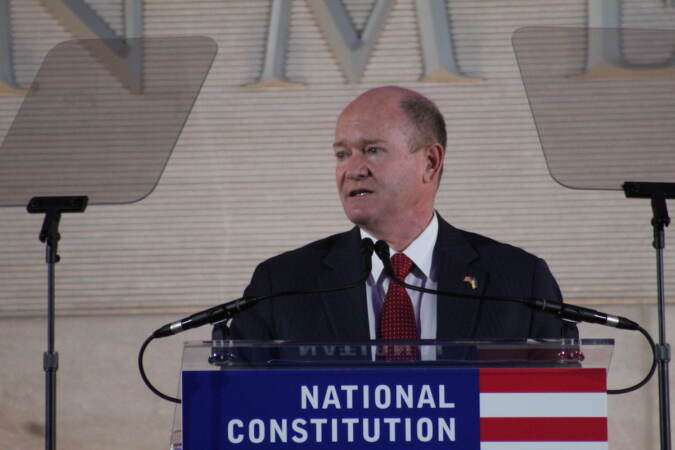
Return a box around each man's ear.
[422,143,444,184]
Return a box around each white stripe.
[481,443,608,450]
[480,393,607,417]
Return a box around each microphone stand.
[623,182,672,450]
[26,196,88,450]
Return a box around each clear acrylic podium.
[171,339,613,449]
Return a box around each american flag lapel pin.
[463,275,477,290]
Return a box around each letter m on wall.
[309,0,393,84]
[252,0,476,87]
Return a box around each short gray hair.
[399,93,447,151]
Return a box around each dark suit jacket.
[224,216,576,341]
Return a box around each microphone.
[527,298,638,330]
[152,238,376,338]
[152,296,255,338]
[373,240,638,330]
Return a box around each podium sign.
[176,340,612,450]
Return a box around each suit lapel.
[435,218,486,339]
[318,228,370,340]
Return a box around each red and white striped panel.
[479,368,608,450]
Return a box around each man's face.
[333,98,432,235]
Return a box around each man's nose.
[344,155,370,179]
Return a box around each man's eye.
[365,146,381,155]
[334,151,348,160]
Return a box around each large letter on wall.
[416,0,478,83]
[576,0,675,79]
[0,0,26,94]
[308,0,394,84]
[248,0,302,88]
[39,0,144,92]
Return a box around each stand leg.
[656,246,672,450]
[45,246,58,450]
[26,197,87,450]
[45,352,57,450]
[652,194,672,450]
[658,359,672,450]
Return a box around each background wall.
[0,1,673,448]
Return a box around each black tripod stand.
[624,182,673,450]
[512,26,675,449]
[0,36,217,449]
[27,196,88,450]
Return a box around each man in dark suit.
[222,86,575,343]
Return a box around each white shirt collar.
[360,213,439,282]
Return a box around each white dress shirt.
[360,214,439,359]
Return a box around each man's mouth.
[349,189,373,197]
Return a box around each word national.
[300,384,455,410]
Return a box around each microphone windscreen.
[374,240,390,261]
[374,240,395,277]
[360,238,375,256]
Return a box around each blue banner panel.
[183,367,480,449]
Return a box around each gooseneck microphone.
[374,240,638,330]
[374,240,660,396]
[152,238,376,338]
[139,238,376,403]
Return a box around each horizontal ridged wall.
[1,0,674,316]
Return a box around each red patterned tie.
[378,253,420,360]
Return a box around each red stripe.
[480,368,606,393]
[480,417,608,441]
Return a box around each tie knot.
[391,253,414,279]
